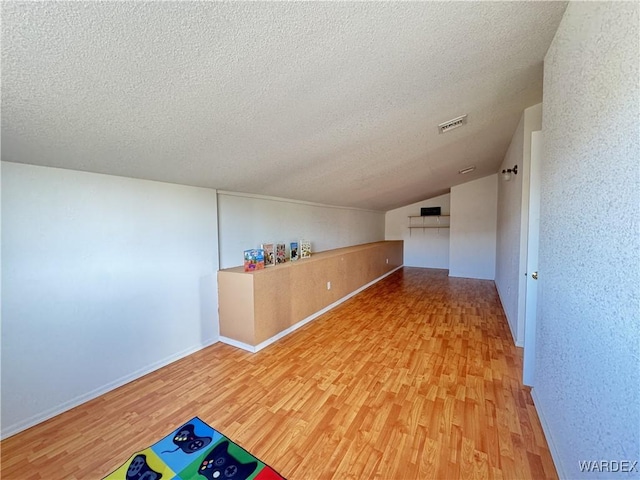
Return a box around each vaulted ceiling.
[1,1,567,211]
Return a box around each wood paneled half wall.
[218,241,403,351]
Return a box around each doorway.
[523,130,542,386]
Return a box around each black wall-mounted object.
[421,207,441,216]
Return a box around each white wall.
[495,103,542,346]
[535,2,639,478]
[217,191,385,269]
[385,193,450,269]
[1,162,219,438]
[449,174,497,280]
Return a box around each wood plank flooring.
[0,268,557,479]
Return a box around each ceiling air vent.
[438,114,468,134]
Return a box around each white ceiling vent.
[438,114,468,134]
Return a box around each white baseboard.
[218,336,258,353]
[2,267,404,437]
[495,281,523,347]
[0,337,219,440]
[531,388,566,479]
[219,265,403,354]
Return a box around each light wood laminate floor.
[1,268,557,479]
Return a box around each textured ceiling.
[1,1,567,211]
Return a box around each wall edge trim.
[531,388,567,480]
[495,281,522,347]
[217,190,384,213]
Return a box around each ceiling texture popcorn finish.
[1,2,567,211]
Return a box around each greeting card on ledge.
[276,243,286,264]
[261,243,275,267]
[290,242,299,261]
[244,249,265,272]
[300,240,311,259]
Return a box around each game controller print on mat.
[150,417,223,474]
[104,416,286,480]
[164,423,213,454]
[126,454,163,480]
[106,448,176,479]
[197,440,257,480]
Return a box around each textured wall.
[385,193,450,269]
[535,2,640,478]
[449,175,498,280]
[1,162,219,438]
[217,192,385,269]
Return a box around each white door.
[523,131,542,386]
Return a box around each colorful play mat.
[105,417,285,480]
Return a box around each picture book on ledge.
[290,242,299,261]
[300,239,311,259]
[276,243,286,264]
[261,243,275,267]
[244,249,265,272]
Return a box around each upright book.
[276,243,286,264]
[261,243,275,267]
[243,249,265,272]
[290,242,299,261]
[300,239,312,259]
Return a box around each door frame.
[523,130,542,386]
